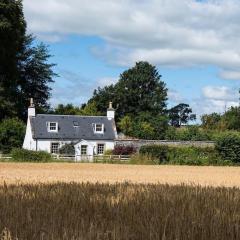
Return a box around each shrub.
[215,133,240,163]
[113,145,137,155]
[167,146,223,166]
[59,143,75,155]
[139,145,227,166]
[0,118,26,153]
[11,148,52,162]
[104,149,113,155]
[139,145,168,164]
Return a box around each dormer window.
[94,123,104,134]
[48,122,58,132]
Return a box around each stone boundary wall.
[115,139,215,149]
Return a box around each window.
[94,123,104,133]
[51,142,59,154]
[81,145,87,155]
[48,122,58,132]
[97,144,105,155]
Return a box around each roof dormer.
[94,123,104,134]
[47,122,58,132]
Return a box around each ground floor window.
[97,144,105,155]
[81,145,88,155]
[51,142,59,154]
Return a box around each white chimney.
[107,102,115,120]
[28,98,36,117]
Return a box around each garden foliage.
[138,145,228,165]
[215,133,240,163]
[11,148,52,162]
[59,143,75,155]
[113,145,137,155]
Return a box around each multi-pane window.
[95,124,103,133]
[81,145,87,155]
[51,142,59,154]
[97,144,105,155]
[48,122,58,132]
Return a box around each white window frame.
[48,122,58,132]
[51,142,59,154]
[81,145,88,155]
[97,143,105,155]
[94,123,104,134]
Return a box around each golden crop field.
[0,163,240,187]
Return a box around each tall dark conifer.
[0,0,56,121]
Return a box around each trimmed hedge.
[139,145,228,165]
[215,134,240,163]
[11,148,52,162]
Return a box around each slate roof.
[30,114,116,140]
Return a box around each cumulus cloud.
[219,70,240,80]
[168,89,184,103]
[23,0,240,79]
[202,86,238,101]
[191,86,239,117]
[96,77,118,87]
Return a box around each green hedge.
[215,133,240,163]
[139,145,168,164]
[139,145,229,166]
[11,148,52,162]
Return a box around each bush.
[104,149,113,155]
[59,143,75,155]
[167,146,224,166]
[0,118,26,153]
[138,145,227,166]
[139,145,168,164]
[11,148,52,162]
[215,133,240,163]
[113,145,137,155]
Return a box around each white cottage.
[23,99,117,161]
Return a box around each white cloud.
[191,86,239,117]
[23,0,240,78]
[168,89,184,103]
[219,70,240,80]
[97,77,118,87]
[202,86,238,101]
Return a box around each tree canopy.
[89,61,168,119]
[0,0,56,121]
[168,103,196,127]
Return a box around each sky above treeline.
[23,0,240,117]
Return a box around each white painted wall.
[23,117,37,151]
[36,140,71,153]
[75,140,114,162]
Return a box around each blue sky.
[23,0,240,118]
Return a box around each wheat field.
[0,163,240,187]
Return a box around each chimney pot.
[30,98,34,107]
[109,102,113,109]
[107,102,115,120]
